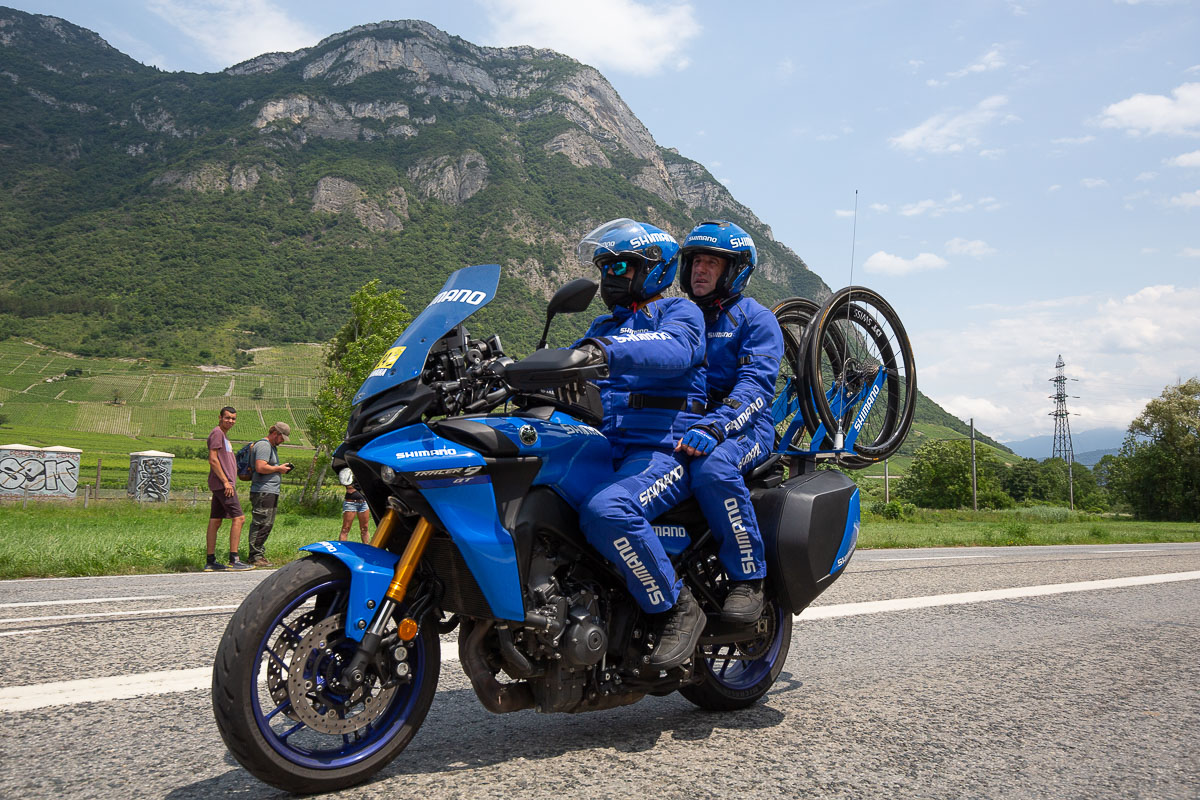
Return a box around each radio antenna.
[833,190,858,450]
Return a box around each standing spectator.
[205,407,253,571]
[339,484,370,544]
[248,422,294,567]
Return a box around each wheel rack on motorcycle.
[212,264,906,793]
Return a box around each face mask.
[600,271,637,309]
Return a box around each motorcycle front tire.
[212,556,440,793]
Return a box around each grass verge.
[1,501,1197,580]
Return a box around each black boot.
[648,586,706,669]
[722,579,764,623]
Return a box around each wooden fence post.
[95,458,102,495]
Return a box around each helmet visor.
[576,218,662,267]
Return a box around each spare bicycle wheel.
[770,297,822,452]
[804,286,916,462]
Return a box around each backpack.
[235,439,265,481]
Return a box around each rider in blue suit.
[572,218,708,670]
[675,220,783,623]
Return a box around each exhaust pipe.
[459,620,534,714]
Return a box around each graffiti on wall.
[0,449,81,497]
[128,456,173,502]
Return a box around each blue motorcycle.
[212,264,862,793]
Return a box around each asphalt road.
[1,543,1197,800]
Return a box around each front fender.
[299,542,400,642]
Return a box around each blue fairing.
[831,488,861,575]
[353,263,501,406]
[299,541,401,642]
[356,423,526,622]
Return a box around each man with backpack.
[246,422,295,567]
[204,407,253,571]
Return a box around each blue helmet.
[577,218,680,309]
[679,220,757,303]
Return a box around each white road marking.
[871,555,994,562]
[1,605,238,625]
[799,570,1200,620]
[0,628,50,638]
[3,570,1198,713]
[1093,549,1157,554]
[0,595,174,610]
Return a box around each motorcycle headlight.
[363,404,408,433]
[380,465,398,484]
[337,467,355,486]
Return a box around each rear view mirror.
[537,278,599,349]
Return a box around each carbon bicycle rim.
[804,286,916,462]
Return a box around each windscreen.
[352,263,501,406]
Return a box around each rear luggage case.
[756,469,861,614]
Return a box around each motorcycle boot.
[722,579,764,623]
[647,586,706,669]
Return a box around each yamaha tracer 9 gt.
[212,264,860,793]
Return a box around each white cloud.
[862,251,949,276]
[1171,189,1200,207]
[915,285,1200,440]
[1181,247,1200,257]
[147,0,319,68]
[1135,171,1158,181]
[480,0,700,75]
[1048,184,1062,192]
[834,209,855,218]
[897,191,995,217]
[1098,82,1200,136]
[890,95,1010,154]
[946,238,996,257]
[1081,177,1109,188]
[1167,149,1200,167]
[869,203,890,212]
[777,58,795,79]
[947,45,1006,79]
[1052,135,1095,145]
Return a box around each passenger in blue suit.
[675,220,784,623]
[571,218,708,670]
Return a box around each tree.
[302,280,411,501]
[895,439,1010,509]
[1110,378,1200,521]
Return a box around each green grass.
[0,490,347,578]
[1,499,1195,579]
[858,507,1200,549]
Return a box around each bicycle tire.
[804,287,916,462]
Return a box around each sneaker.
[227,559,255,571]
[722,579,765,624]
[250,558,273,568]
[203,560,226,572]
[647,586,706,670]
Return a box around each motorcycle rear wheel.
[680,599,792,711]
[212,556,440,793]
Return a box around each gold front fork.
[385,515,434,604]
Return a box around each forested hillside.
[0,9,823,364]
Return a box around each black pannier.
[756,469,861,614]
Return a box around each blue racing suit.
[575,297,706,613]
[688,295,783,580]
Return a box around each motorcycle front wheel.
[680,599,792,711]
[212,556,440,793]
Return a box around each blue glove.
[679,427,718,456]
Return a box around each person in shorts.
[204,407,253,571]
[339,484,370,544]
[247,422,294,567]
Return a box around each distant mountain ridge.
[0,7,1000,445]
[1003,427,1126,466]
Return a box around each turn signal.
[397,618,419,641]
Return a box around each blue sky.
[8,0,1200,444]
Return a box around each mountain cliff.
[0,10,825,362]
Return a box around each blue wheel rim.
[251,577,427,770]
[701,602,785,691]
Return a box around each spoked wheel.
[805,286,916,463]
[212,557,440,793]
[772,297,850,452]
[680,599,792,711]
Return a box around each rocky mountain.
[0,9,826,363]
